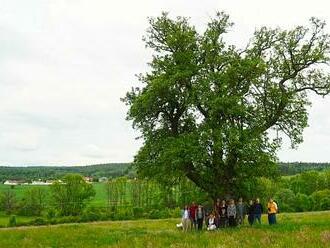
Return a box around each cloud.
[0,0,330,165]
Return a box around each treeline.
[279,162,330,175]
[1,162,330,182]
[0,163,133,182]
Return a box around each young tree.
[0,190,17,215]
[19,188,47,216]
[51,174,95,216]
[123,12,330,200]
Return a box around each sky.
[1,0,330,166]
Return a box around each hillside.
[0,163,133,182]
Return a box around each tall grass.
[0,211,329,247]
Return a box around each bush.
[168,207,181,218]
[147,209,169,219]
[46,208,57,220]
[8,215,16,227]
[320,197,330,210]
[81,207,106,222]
[274,188,296,212]
[132,207,144,219]
[55,216,80,224]
[114,207,134,220]
[294,193,312,212]
[311,189,330,210]
[32,217,48,226]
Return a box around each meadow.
[0,182,109,207]
[0,211,329,248]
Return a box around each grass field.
[0,182,108,207]
[0,211,329,247]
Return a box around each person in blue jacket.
[254,198,263,224]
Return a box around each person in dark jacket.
[214,198,222,228]
[195,204,205,230]
[219,199,228,228]
[247,199,255,226]
[254,198,263,224]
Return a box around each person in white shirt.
[181,205,191,231]
[207,213,217,231]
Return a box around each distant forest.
[0,163,133,182]
[0,162,329,182]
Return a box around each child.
[227,199,237,227]
[207,212,217,231]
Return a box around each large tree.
[123,12,330,200]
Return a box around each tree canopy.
[123,12,330,200]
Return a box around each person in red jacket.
[189,202,198,230]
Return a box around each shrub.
[132,207,144,219]
[114,207,134,220]
[8,215,16,227]
[168,207,181,218]
[81,207,106,222]
[46,208,57,220]
[32,217,48,226]
[320,197,330,210]
[311,189,330,210]
[294,193,312,212]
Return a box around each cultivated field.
[0,211,329,247]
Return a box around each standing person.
[247,199,255,226]
[181,205,191,232]
[214,198,222,228]
[254,198,263,224]
[267,198,278,225]
[189,202,198,230]
[227,199,237,227]
[195,204,205,230]
[219,199,228,228]
[207,212,217,231]
[236,197,246,225]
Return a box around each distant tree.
[123,12,330,200]
[0,190,17,215]
[51,174,95,216]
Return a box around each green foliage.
[311,189,330,210]
[51,174,96,216]
[18,188,47,216]
[32,217,48,226]
[124,12,330,200]
[0,190,17,215]
[8,215,16,227]
[294,193,313,212]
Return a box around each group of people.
[178,197,278,231]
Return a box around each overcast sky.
[1,0,330,166]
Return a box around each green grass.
[0,183,108,207]
[0,214,35,227]
[0,211,329,247]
